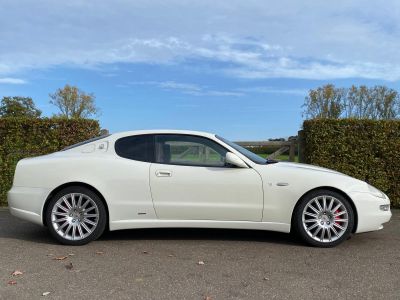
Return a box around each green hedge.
[0,117,100,206]
[303,119,400,208]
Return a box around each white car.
[8,130,391,247]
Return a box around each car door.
[149,134,263,221]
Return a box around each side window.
[155,135,228,167]
[115,135,154,162]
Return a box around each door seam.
[148,163,159,219]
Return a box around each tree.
[346,85,370,118]
[303,84,400,120]
[370,86,399,119]
[302,84,346,119]
[49,84,99,119]
[0,96,41,118]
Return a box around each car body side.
[8,130,391,234]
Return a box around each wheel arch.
[42,182,110,228]
[290,186,358,233]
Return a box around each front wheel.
[293,190,354,247]
[45,186,107,245]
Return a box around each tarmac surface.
[0,208,399,299]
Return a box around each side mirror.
[225,152,248,168]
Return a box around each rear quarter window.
[114,135,154,162]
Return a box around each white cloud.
[130,81,243,97]
[0,77,27,84]
[0,1,400,80]
[237,86,308,96]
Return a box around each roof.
[110,129,217,140]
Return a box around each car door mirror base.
[225,152,248,168]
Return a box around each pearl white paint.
[7,130,391,235]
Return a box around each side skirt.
[109,219,291,233]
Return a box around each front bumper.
[7,186,50,226]
[349,191,392,233]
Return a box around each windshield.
[216,135,268,164]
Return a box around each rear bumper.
[7,186,50,226]
[350,191,392,233]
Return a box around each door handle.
[155,170,172,177]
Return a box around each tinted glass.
[115,135,154,162]
[155,135,228,167]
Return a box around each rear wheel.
[45,186,107,245]
[293,190,354,247]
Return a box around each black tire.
[292,189,354,248]
[45,186,107,246]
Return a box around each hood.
[273,162,346,176]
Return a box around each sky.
[0,1,399,140]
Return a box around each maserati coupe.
[8,130,391,247]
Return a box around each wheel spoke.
[64,223,72,237]
[63,197,72,209]
[84,206,96,213]
[304,219,318,223]
[81,221,92,234]
[81,199,90,210]
[314,199,323,211]
[306,223,319,231]
[308,204,320,214]
[53,217,68,223]
[333,223,345,231]
[304,211,317,218]
[327,227,332,241]
[331,226,339,237]
[335,218,348,223]
[320,228,325,241]
[77,194,83,208]
[71,194,76,208]
[77,224,84,238]
[83,214,98,218]
[56,203,69,213]
[327,197,334,211]
[83,218,96,226]
[334,211,346,217]
[71,225,76,240]
[332,203,341,213]
[322,196,327,211]
[313,226,322,237]
[57,221,69,231]
[52,211,68,216]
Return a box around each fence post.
[297,130,305,163]
[289,141,295,162]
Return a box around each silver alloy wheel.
[51,193,99,241]
[302,195,349,243]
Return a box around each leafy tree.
[303,84,400,120]
[0,96,42,118]
[302,84,346,119]
[370,86,399,119]
[99,128,109,135]
[346,85,370,118]
[49,84,99,119]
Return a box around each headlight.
[367,184,386,199]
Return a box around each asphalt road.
[0,208,399,300]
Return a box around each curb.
[0,207,9,212]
